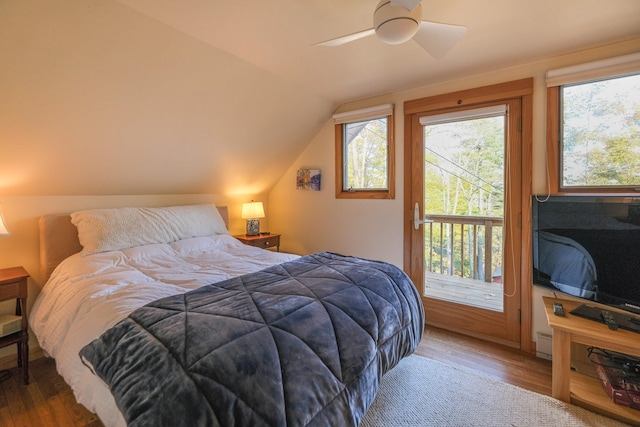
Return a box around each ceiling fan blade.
[314,28,376,47]
[412,20,467,60]
[390,0,422,11]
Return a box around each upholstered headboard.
[39,206,229,284]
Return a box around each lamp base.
[246,219,260,236]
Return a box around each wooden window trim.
[546,84,639,194]
[545,86,561,193]
[403,78,534,353]
[334,112,395,199]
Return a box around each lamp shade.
[0,205,10,236]
[241,202,265,219]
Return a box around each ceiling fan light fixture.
[374,0,422,44]
[315,0,465,59]
[375,18,419,44]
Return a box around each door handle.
[414,202,432,230]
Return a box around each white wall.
[0,0,332,197]
[269,124,404,264]
[269,39,640,346]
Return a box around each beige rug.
[361,355,632,427]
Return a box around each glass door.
[421,104,506,312]
[408,99,522,347]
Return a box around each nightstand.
[234,234,281,251]
[0,266,29,384]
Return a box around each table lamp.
[241,201,265,236]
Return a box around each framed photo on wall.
[296,169,321,191]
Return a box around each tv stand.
[543,297,640,425]
[570,303,640,334]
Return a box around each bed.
[29,204,424,427]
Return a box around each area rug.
[361,355,631,427]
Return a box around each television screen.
[532,195,640,315]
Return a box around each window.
[334,104,395,199]
[546,53,640,193]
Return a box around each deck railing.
[424,214,503,283]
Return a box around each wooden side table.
[543,297,640,425]
[0,266,30,384]
[234,234,281,251]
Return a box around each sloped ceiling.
[1,0,639,196]
[116,0,640,102]
[0,0,332,196]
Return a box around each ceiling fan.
[315,0,467,60]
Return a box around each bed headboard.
[39,206,229,284]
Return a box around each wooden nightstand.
[0,266,29,384]
[234,234,281,251]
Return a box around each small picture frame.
[296,169,321,191]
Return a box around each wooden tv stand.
[543,297,640,425]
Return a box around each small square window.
[335,107,395,199]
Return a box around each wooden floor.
[416,325,552,396]
[0,325,552,426]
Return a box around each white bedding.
[29,234,298,427]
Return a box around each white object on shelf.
[0,314,22,338]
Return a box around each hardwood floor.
[416,325,552,396]
[0,357,101,427]
[0,325,552,426]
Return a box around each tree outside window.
[559,73,640,191]
[335,107,395,199]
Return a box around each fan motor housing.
[374,0,422,44]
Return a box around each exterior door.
[405,85,527,348]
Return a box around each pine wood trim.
[545,86,561,193]
[403,78,535,353]
[334,112,395,199]
[546,84,637,194]
[404,78,534,115]
[520,92,534,353]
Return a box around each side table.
[0,266,30,384]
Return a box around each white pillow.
[71,204,228,255]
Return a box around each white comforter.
[29,234,299,427]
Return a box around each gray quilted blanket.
[79,252,424,427]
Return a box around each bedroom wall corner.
[268,102,405,266]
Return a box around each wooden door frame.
[403,78,534,353]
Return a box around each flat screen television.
[532,195,640,315]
